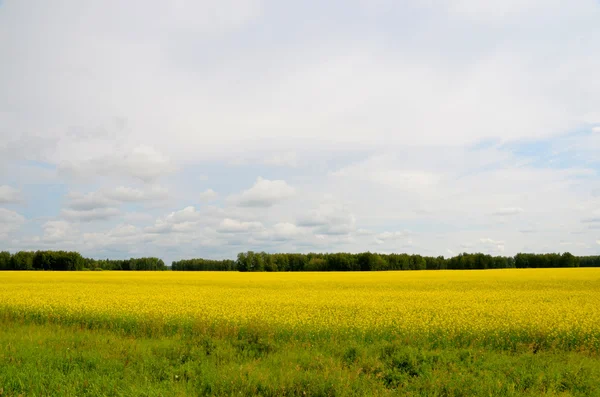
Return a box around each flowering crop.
[1,269,599,350]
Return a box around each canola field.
[1,269,599,351]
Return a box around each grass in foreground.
[1,321,599,396]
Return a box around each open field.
[1,269,600,395]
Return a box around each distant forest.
[175,251,600,271]
[1,250,599,272]
[0,251,165,271]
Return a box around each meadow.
[1,269,600,396]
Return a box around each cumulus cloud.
[61,207,120,222]
[374,231,412,245]
[0,185,22,203]
[0,208,25,236]
[65,185,168,211]
[270,222,301,239]
[123,212,154,223]
[104,185,168,202]
[66,192,116,211]
[478,238,506,253]
[110,224,139,237]
[253,222,304,242]
[83,224,154,251]
[216,218,264,233]
[61,185,168,222]
[232,177,296,207]
[199,189,218,202]
[42,220,74,243]
[164,206,202,223]
[298,198,356,235]
[0,208,25,224]
[145,206,203,234]
[59,146,174,182]
[119,146,175,182]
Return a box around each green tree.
[0,251,11,270]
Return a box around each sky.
[1,0,600,264]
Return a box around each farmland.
[1,269,600,395]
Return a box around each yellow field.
[1,269,599,349]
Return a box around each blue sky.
[1,0,599,264]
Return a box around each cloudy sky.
[1,0,600,264]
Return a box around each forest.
[0,251,165,271]
[176,251,600,271]
[1,250,599,272]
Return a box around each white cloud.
[59,146,174,182]
[519,228,537,234]
[82,223,154,251]
[493,207,524,216]
[65,185,168,212]
[144,222,173,235]
[104,185,168,202]
[0,185,22,203]
[42,220,74,243]
[253,222,304,242]
[479,238,506,253]
[0,208,25,237]
[444,0,569,22]
[110,224,139,237]
[1,0,600,259]
[559,241,588,248]
[217,218,264,233]
[582,217,600,223]
[271,222,301,238]
[119,146,175,182]
[263,152,298,167]
[145,206,203,234]
[232,177,296,207]
[374,231,412,245]
[199,188,218,202]
[66,192,116,211]
[1,0,599,170]
[164,206,202,223]
[123,212,154,223]
[332,155,441,191]
[0,208,25,224]
[376,231,411,240]
[61,208,120,222]
[298,198,356,235]
[230,151,299,168]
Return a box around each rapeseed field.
[1,269,599,351]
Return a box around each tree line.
[174,251,592,272]
[0,251,165,271]
[1,250,598,271]
[228,251,584,272]
[171,258,237,271]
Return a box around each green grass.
[1,321,599,396]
